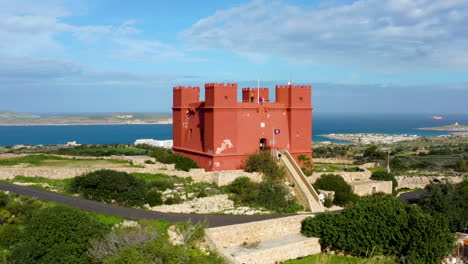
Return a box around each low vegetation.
[137,145,199,171]
[0,154,138,168]
[51,145,148,156]
[313,174,359,206]
[244,151,286,182]
[301,194,454,264]
[282,254,397,264]
[0,191,222,264]
[417,180,468,233]
[227,177,303,213]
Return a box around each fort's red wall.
[172,83,313,171]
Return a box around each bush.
[454,159,468,172]
[301,194,454,264]
[148,179,175,191]
[244,151,285,181]
[313,174,359,206]
[146,190,163,207]
[370,171,398,194]
[418,182,468,232]
[390,158,407,171]
[0,192,7,207]
[363,146,386,161]
[69,170,148,206]
[257,181,303,213]
[227,177,259,205]
[164,195,182,205]
[323,197,333,208]
[8,205,110,264]
[143,146,199,171]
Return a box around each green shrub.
[390,158,407,171]
[370,171,398,194]
[69,170,148,206]
[454,159,468,172]
[143,146,199,171]
[301,194,454,264]
[257,181,303,213]
[313,174,359,206]
[418,182,468,232]
[0,192,8,207]
[244,151,285,181]
[8,205,110,264]
[146,190,163,207]
[227,177,259,205]
[323,197,333,208]
[164,195,182,205]
[148,179,175,191]
[461,179,468,200]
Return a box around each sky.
[1,0,467,114]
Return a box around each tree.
[363,146,386,161]
[8,205,110,264]
[301,194,454,264]
[313,174,359,206]
[418,182,468,232]
[370,171,398,194]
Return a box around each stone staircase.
[279,150,324,213]
[205,215,321,264]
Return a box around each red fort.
[172,83,313,171]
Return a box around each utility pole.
[386,149,391,173]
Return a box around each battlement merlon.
[173,86,201,107]
[275,84,312,106]
[205,83,238,107]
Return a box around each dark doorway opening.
[259,138,267,151]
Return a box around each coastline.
[0,121,173,126]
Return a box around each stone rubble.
[149,194,268,215]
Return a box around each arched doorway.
[259,138,267,151]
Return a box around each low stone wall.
[349,180,392,195]
[205,214,313,249]
[0,166,260,186]
[309,170,371,183]
[313,158,355,164]
[396,176,466,189]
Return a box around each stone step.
[225,234,321,264]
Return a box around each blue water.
[0,113,466,146]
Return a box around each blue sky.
[1,0,467,114]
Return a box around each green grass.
[282,254,397,264]
[55,147,147,156]
[85,211,124,226]
[1,176,73,194]
[313,163,363,173]
[0,154,136,168]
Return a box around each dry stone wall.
[396,175,466,189]
[309,170,371,183]
[0,166,261,186]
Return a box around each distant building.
[66,141,78,146]
[134,139,173,148]
[172,82,313,171]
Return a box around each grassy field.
[0,154,139,168]
[282,254,397,264]
[313,163,364,173]
[53,147,148,156]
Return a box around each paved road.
[0,182,291,228]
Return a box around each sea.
[0,113,466,146]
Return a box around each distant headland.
[0,111,172,126]
[417,122,468,132]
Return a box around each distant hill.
[0,111,172,126]
[418,123,468,131]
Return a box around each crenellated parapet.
[275,84,312,107]
[242,87,270,103]
[173,86,200,107]
[205,83,238,106]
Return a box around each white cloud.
[181,0,468,71]
[0,0,141,56]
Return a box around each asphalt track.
[0,182,291,227]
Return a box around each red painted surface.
[172,83,313,171]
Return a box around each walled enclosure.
[173,83,313,171]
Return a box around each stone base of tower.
[174,147,312,172]
[173,147,248,171]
